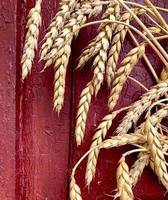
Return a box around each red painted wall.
[0,0,167,199]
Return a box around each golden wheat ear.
[40,0,78,60]
[145,120,168,190]
[106,8,146,88]
[21,0,42,81]
[108,44,145,111]
[70,176,82,200]
[77,3,120,70]
[116,81,168,135]
[42,2,103,114]
[116,157,134,200]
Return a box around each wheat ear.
[70,175,82,200]
[145,120,168,190]
[130,153,149,187]
[75,3,117,143]
[108,44,145,111]
[75,81,94,145]
[85,111,119,186]
[40,0,78,60]
[85,106,130,185]
[86,132,145,186]
[43,1,103,64]
[92,5,121,95]
[77,2,120,69]
[116,157,134,200]
[21,0,42,80]
[86,4,120,96]
[116,81,168,135]
[46,3,102,113]
[105,8,145,87]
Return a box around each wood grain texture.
[0,1,16,199]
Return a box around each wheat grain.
[21,0,42,80]
[108,44,145,111]
[145,120,168,190]
[116,81,168,135]
[77,2,120,69]
[160,68,168,80]
[75,81,94,145]
[40,0,78,60]
[105,8,145,87]
[70,175,82,200]
[145,26,162,35]
[116,157,134,200]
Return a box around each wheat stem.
[79,19,168,68]
[145,0,168,31]
[128,76,149,92]
[116,0,168,65]
[144,13,168,35]
[128,30,159,82]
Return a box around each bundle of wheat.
[21,0,168,199]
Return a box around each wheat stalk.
[77,2,120,69]
[105,8,145,87]
[117,0,168,65]
[21,0,42,80]
[116,157,134,200]
[40,0,78,60]
[108,44,145,111]
[145,120,168,190]
[116,81,168,135]
[75,81,94,145]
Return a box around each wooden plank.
[16,1,72,199]
[70,1,168,200]
[0,1,16,199]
